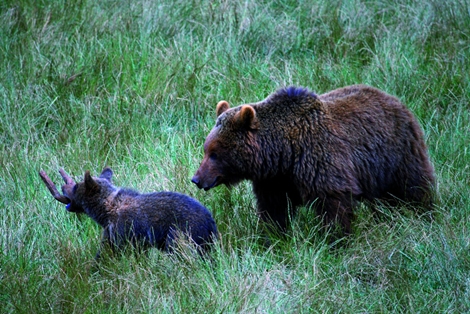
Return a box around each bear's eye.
[209,152,217,160]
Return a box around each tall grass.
[1,0,469,312]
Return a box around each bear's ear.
[235,105,259,130]
[84,171,99,191]
[100,167,113,182]
[216,100,230,117]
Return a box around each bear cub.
[40,167,218,258]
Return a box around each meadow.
[1,0,469,312]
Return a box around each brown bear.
[192,85,435,235]
[40,167,218,258]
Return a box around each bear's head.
[62,167,115,213]
[192,100,260,191]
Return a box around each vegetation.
[1,0,469,312]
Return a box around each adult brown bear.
[192,85,435,235]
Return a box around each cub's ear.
[216,100,230,117]
[100,167,113,182]
[84,171,99,191]
[235,105,259,130]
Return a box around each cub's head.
[192,100,260,191]
[62,167,115,213]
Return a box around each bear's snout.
[191,173,221,191]
[191,175,202,189]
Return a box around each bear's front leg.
[253,179,302,232]
[96,224,119,259]
[317,194,355,236]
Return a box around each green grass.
[1,0,469,312]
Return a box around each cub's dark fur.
[62,167,218,258]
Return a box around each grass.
[1,0,469,312]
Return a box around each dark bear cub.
[40,167,218,258]
[192,85,435,236]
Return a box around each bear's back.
[111,190,217,249]
[319,84,408,119]
[140,192,216,230]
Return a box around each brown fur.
[192,85,435,235]
[56,167,218,258]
